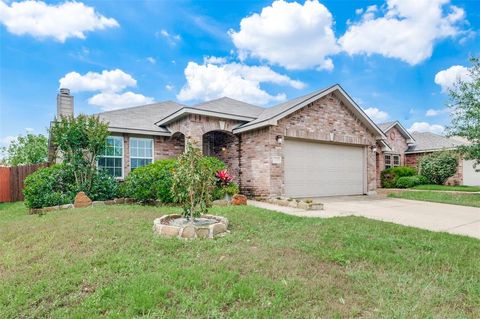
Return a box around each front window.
[130,137,153,170]
[98,136,123,178]
[385,154,400,169]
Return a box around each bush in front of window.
[418,151,459,185]
[395,175,428,188]
[380,166,417,188]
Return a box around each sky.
[0,0,479,147]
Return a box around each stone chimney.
[56,88,74,118]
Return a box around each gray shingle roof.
[96,101,185,134]
[193,97,264,118]
[377,121,396,132]
[406,132,469,153]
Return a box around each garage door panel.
[284,139,364,197]
[463,160,480,186]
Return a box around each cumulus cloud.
[0,0,118,42]
[88,92,154,111]
[146,57,156,64]
[434,65,471,92]
[59,69,136,93]
[177,58,305,105]
[408,122,445,134]
[363,107,389,122]
[229,0,339,70]
[339,0,467,65]
[59,69,153,110]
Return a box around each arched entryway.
[170,132,186,155]
[202,130,240,183]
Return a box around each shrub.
[24,164,77,209]
[213,182,240,200]
[88,170,119,201]
[200,156,226,174]
[419,151,458,185]
[122,159,177,203]
[395,175,428,188]
[380,166,417,188]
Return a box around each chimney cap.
[59,88,70,95]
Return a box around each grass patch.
[413,184,480,192]
[389,191,480,207]
[1,202,479,318]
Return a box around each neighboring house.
[376,121,479,186]
[52,85,479,198]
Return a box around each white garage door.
[463,160,480,186]
[284,139,365,197]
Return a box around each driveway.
[249,196,480,239]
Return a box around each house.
[376,121,479,186]
[53,84,479,198]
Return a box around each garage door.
[463,160,480,186]
[284,139,365,197]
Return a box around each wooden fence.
[0,163,48,202]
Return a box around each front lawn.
[389,191,480,207]
[1,202,479,318]
[413,184,480,192]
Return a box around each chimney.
[56,88,74,118]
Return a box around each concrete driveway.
[249,196,480,239]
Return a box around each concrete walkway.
[248,197,480,239]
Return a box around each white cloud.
[229,0,339,70]
[177,59,305,105]
[59,69,136,93]
[0,0,118,42]
[204,56,227,64]
[156,29,181,44]
[363,107,389,122]
[165,84,174,91]
[339,0,466,65]
[434,65,471,92]
[425,108,448,117]
[88,92,154,111]
[146,57,156,64]
[59,69,153,110]
[408,122,445,134]
[25,127,34,133]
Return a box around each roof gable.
[233,84,386,139]
[377,121,415,144]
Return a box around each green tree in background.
[1,134,48,166]
[447,56,480,168]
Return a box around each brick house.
[376,121,479,186]
[53,84,478,198]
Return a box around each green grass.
[389,191,480,207]
[1,202,479,318]
[413,184,480,192]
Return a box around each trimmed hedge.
[395,175,428,188]
[380,166,417,188]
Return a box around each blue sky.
[0,0,479,146]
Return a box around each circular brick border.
[153,214,229,239]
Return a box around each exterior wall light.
[276,135,283,144]
[370,145,377,153]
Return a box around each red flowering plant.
[215,169,239,199]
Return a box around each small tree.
[49,115,109,192]
[419,151,458,185]
[1,134,48,166]
[172,141,216,222]
[447,56,480,169]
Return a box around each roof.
[193,97,264,118]
[406,132,469,153]
[96,101,184,136]
[93,84,386,139]
[377,120,415,144]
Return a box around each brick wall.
[376,126,410,186]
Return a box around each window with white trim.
[98,136,123,178]
[130,137,153,170]
[385,154,400,169]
